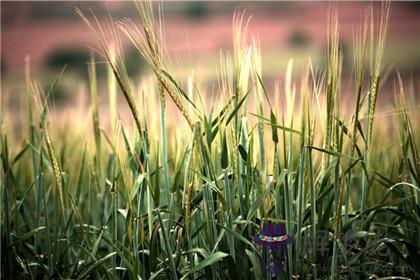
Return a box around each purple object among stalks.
[254,222,293,276]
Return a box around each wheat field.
[1,1,420,279]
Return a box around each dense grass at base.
[1,2,420,279]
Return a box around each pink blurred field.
[2,2,420,76]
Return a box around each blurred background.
[2,1,420,125]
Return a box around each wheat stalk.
[119,1,195,129]
[76,8,144,137]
